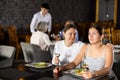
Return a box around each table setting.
[24,61,55,72]
[0,61,117,80]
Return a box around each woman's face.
[63,28,76,44]
[88,27,102,44]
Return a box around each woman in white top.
[52,24,84,67]
[53,25,113,79]
[30,22,52,51]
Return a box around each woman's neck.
[64,40,73,47]
[90,42,102,48]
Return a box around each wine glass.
[54,53,60,66]
[55,53,60,57]
[81,61,89,71]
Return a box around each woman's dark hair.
[63,24,77,33]
[64,19,74,26]
[89,25,103,35]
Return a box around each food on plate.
[74,68,86,75]
[33,62,48,68]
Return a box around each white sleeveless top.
[83,45,106,72]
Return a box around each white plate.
[25,62,52,69]
[68,69,84,79]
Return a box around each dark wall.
[117,0,120,29]
[0,0,95,30]
[99,0,114,21]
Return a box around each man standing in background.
[30,3,52,35]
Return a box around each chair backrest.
[0,25,5,44]
[7,26,19,46]
[20,42,52,63]
[7,26,21,60]
[111,29,120,45]
[0,45,16,68]
[25,35,31,43]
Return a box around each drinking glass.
[54,53,60,66]
[81,61,89,71]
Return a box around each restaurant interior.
[0,0,120,80]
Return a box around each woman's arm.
[74,45,113,79]
[60,62,76,71]
[105,45,113,68]
[81,67,110,79]
[92,67,110,78]
[53,44,88,73]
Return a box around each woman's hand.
[81,71,92,79]
[53,66,60,73]
[106,43,114,49]
[54,56,59,65]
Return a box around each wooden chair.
[0,25,5,44]
[25,35,31,43]
[51,24,62,35]
[7,26,21,60]
[102,28,111,44]
[111,29,120,45]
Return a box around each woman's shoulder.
[55,40,64,44]
[80,44,89,50]
[54,40,64,48]
[73,41,85,47]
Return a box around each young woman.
[53,25,113,79]
[52,24,84,68]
